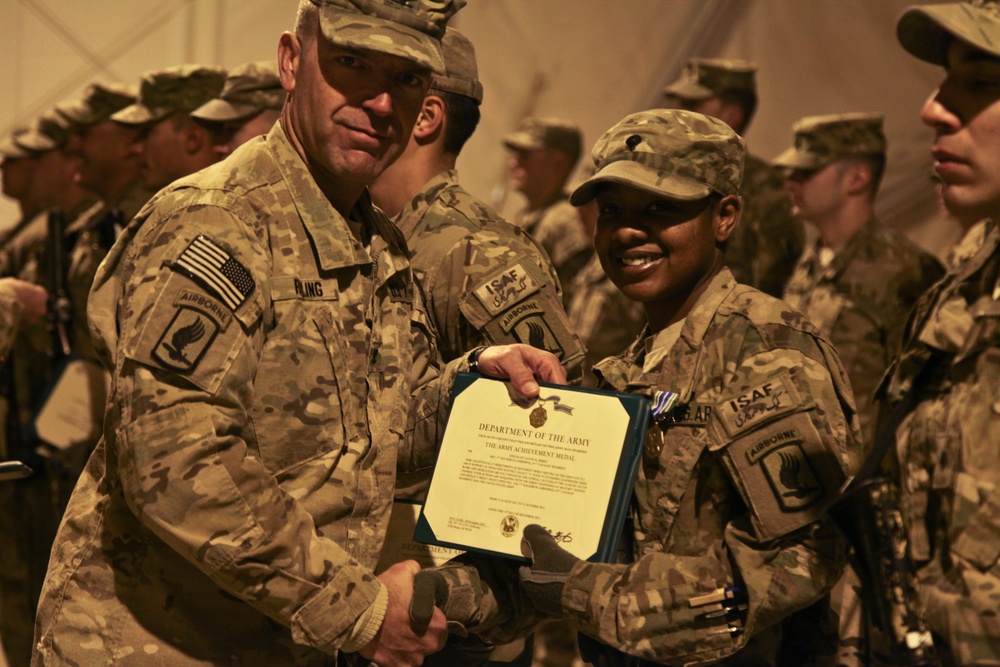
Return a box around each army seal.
[500,515,519,537]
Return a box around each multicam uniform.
[0,282,23,362]
[881,220,1000,665]
[32,124,459,665]
[397,169,583,371]
[511,195,592,304]
[783,218,944,447]
[725,154,803,298]
[568,253,646,387]
[441,269,862,666]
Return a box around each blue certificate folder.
[414,372,651,564]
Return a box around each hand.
[359,560,447,667]
[2,278,47,324]
[518,524,581,616]
[476,344,567,399]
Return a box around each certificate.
[415,373,650,563]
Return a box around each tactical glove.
[408,569,449,627]
[518,524,581,616]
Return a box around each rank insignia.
[152,307,220,373]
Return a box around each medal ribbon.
[651,390,679,422]
[538,395,574,414]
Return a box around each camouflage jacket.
[32,123,461,666]
[438,269,862,666]
[880,220,1000,665]
[783,217,943,448]
[726,154,803,298]
[567,253,646,388]
[396,169,583,373]
[0,282,22,362]
[66,178,154,365]
[511,195,593,304]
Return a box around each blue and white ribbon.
[651,390,680,422]
[539,395,574,414]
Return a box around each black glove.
[409,569,449,627]
[518,524,581,616]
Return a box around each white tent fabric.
[0,0,961,254]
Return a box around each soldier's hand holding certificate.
[415,373,650,563]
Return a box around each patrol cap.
[772,112,886,171]
[56,82,137,127]
[111,65,227,126]
[0,127,32,161]
[662,57,758,101]
[570,109,745,206]
[503,117,582,161]
[430,28,483,104]
[307,0,466,74]
[897,0,1000,65]
[15,112,72,152]
[191,61,284,122]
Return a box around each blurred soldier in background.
[503,116,593,304]
[191,60,285,158]
[775,113,943,447]
[664,58,803,297]
[111,64,226,192]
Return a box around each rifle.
[46,208,72,359]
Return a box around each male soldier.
[503,117,593,303]
[881,1,1000,663]
[111,64,226,192]
[0,128,45,245]
[0,278,47,362]
[664,58,803,297]
[191,60,285,158]
[412,109,863,667]
[370,29,583,374]
[31,2,563,666]
[774,113,944,447]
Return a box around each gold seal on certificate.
[415,373,650,563]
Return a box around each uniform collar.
[394,168,459,238]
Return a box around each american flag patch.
[173,235,255,311]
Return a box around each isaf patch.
[717,373,800,437]
[172,235,255,311]
[474,263,540,315]
[152,307,220,373]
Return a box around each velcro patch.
[152,306,220,373]
[716,372,802,438]
[174,289,232,331]
[172,235,255,311]
[659,402,714,427]
[509,313,563,357]
[474,263,541,315]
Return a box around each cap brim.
[662,79,715,101]
[771,146,828,170]
[110,103,169,126]
[897,4,1000,65]
[191,99,259,122]
[15,133,58,152]
[502,131,543,151]
[319,11,444,73]
[570,160,711,206]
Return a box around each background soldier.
[503,117,593,303]
[881,1,1000,663]
[31,1,564,665]
[111,64,227,192]
[775,113,944,447]
[0,278,47,362]
[370,29,583,374]
[664,57,803,297]
[191,60,285,158]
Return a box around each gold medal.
[530,405,548,428]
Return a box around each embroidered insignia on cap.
[173,235,255,311]
[152,306,220,373]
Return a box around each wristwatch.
[467,345,488,374]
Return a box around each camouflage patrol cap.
[503,117,582,161]
[307,0,466,74]
[56,82,137,127]
[897,0,1000,65]
[430,28,483,103]
[570,109,745,205]
[15,111,72,152]
[663,57,758,101]
[0,127,32,161]
[772,112,886,170]
[191,61,284,122]
[111,65,227,126]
